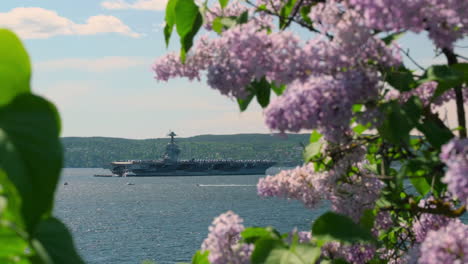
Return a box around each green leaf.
[0,169,23,224]
[237,92,255,112]
[257,244,321,264]
[300,6,313,25]
[164,0,177,47]
[303,142,323,162]
[381,32,405,45]
[0,94,62,233]
[410,176,431,196]
[420,65,465,100]
[416,113,453,148]
[450,63,468,82]
[254,78,271,108]
[378,98,422,145]
[251,238,285,264]
[241,227,279,243]
[312,212,375,245]
[353,124,368,135]
[175,0,203,62]
[0,226,29,258]
[309,130,322,143]
[271,83,286,96]
[279,0,298,29]
[34,217,84,264]
[236,11,249,24]
[212,17,223,34]
[384,66,416,92]
[359,210,376,232]
[218,0,229,8]
[0,29,31,107]
[192,250,209,264]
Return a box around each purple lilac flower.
[412,197,453,242]
[201,211,252,264]
[419,220,468,264]
[346,0,468,49]
[322,242,375,264]
[264,72,380,142]
[257,163,327,209]
[329,175,383,222]
[440,138,468,205]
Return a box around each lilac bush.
[157,0,468,262]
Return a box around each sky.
[0,0,466,139]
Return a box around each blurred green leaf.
[236,11,249,24]
[303,142,323,162]
[164,0,177,47]
[410,176,431,196]
[175,0,203,62]
[212,17,223,34]
[253,78,271,108]
[0,29,31,107]
[359,210,376,232]
[237,92,255,112]
[191,250,209,264]
[279,0,298,29]
[241,227,279,243]
[416,113,453,148]
[312,212,375,245]
[381,32,404,45]
[218,0,229,8]
[419,65,465,100]
[309,131,322,143]
[384,66,416,92]
[34,217,84,264]
[378,98,422,145]
[0,94,62,233]
[300,6,313,25]
[251,238,285,264]
[271,83,286,96]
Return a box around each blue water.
[54,168,325,264]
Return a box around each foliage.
[0,29,84,263]
[155,0,468,263]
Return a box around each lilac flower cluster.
[203,1,248,31]
[329,175,383,222]
[265,72,380,142]
[419,220,468,264]
[347,0,468,49]
[258,157,383,222]
[285,229,312,244]
[412,197,456,243]
[372,211,393,236]
[201,211,253,264]
[440,138,468,205]
[257,163,327,209]
[322,242,375,264]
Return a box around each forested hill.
[62,133,310,168]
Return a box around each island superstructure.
[109,132,276,176]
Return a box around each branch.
[245,0,321,33]
[442,48,467,138]
[398,47,425,71]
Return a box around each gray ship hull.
[108,132,276,177]
[110,160,275,177]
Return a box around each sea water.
[54,168,326,264]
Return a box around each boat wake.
[197,184,256,187]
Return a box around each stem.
[442,48,467,138]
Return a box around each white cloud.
[0,7,141,39]
[101,0,167,11]
[35,56,151,73]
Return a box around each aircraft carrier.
[109,132,276,176]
